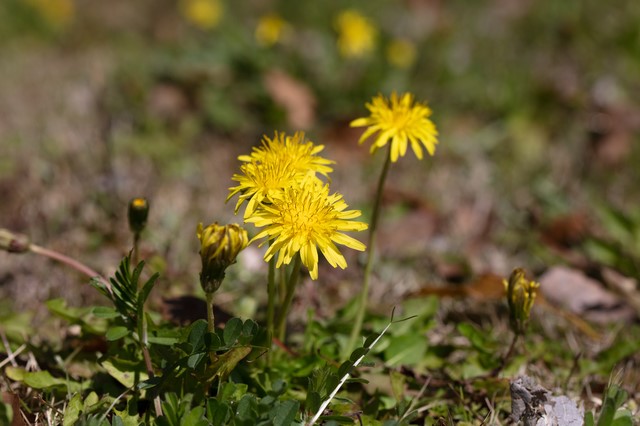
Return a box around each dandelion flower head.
[350,92,438,162]
[228,132,333,219]
[245,178,368,280]
[26,0,74,28]
[255,13,290,47]
[181,0,223,30]
[386,39,417,69]
[334,9,378,59]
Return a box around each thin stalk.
[206,292,216,333]
[132,232,140,267]
[266,257,276,364]
[490,332,520,377]
[345,147,392,358]
[29,244,112,294]
[275,255,302,343]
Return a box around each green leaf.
[139,273,159,306]
[181,406,206,426]
[106,326,130,341]
[102,359,147,388]
[187,352,207,369]
[270,400,299,426]
[84,391,99,411]
[384,333,427,366]
[305,391,321,414]
[236,394,258,420]
[92,306,120,319]
[349,347,369,362]
[0,402,12,426]
[63,393,83,426]
[584,412,595,426]
[20,370,84,392]
[457,323,492,354]
[206,399,231,426]
[188,320,208,352]
[223,317,243,346]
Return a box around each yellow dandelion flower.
[228,132,333,219]
[334,10,377,59]
[255,13,289,47]
[25,0,74,28]
[180,0,223,30]
[350,92,438,162]
[386,39,417,69]
[245,179,367,280]
[238,131,333,177]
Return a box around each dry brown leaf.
[263,69,316,129]
[539,266,636,324]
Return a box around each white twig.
[0,343,26,369]
[306,320,394,425]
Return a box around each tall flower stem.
[266,257,276,364]
[275,255,302,343]
[206,292,216,333]
[345,146,392,358]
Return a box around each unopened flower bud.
[197,222,248,293]
[128,198,149,234]
[503,268,540,335]
[0,228,30,253]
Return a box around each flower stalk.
[345,146,391,357]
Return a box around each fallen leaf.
[263,69,315,129]
[539,266,636,323]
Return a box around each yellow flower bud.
[128,198,150,235]
[197,222,248,293]
[503,268,540,335]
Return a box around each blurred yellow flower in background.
[245,178,367,280]
[228,132,333,219]
[24,0,74,28]
[181,0,223,30]
[334,10,377,59]
[351,92,438,162]
[255,13,290,47]
[386,39,417,69]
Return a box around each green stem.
[266,257,276,364]
[345,147,392,358]
[275,255,302,343]
[132,232,140,268]
[206,292,216,333]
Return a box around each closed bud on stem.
[503,268,540,335]
[128,198,149,235]
[197,222,248,293]
[0,228,30,253]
